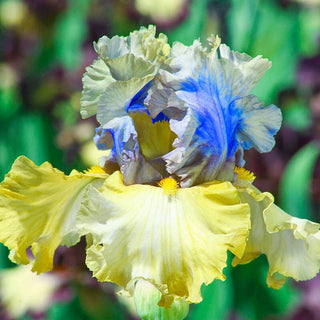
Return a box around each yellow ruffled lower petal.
[77,171,250,304]
[0,156,107,273]
[233,182,320,289]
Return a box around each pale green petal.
[134,279,189,320]
[233,182,320,289]
[77,171,250,304]
[106,54,156,81]
[94,35,128,60]
[164,40,208,86]
[0,156,107,273]
[80,58,114,119]
[86,25,170,125]
[95,25,170,65]
[96,55,157,125]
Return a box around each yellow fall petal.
[0,156,108,273]
[77,171,250,304]
[233,181,320,289]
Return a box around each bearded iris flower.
[1,25,320,319]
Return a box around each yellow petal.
[0,264,60,318]
[131,112,177,161]
[233,182,320,289]
[0,156,107,273]
[135,0,187,23]
[78,171,250,304]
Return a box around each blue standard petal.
[156,41,282,187]
[164,67,242,186]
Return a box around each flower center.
[158,177,178,195]
[234,166,256,182]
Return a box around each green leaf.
[0,113,53,179]
[54,0,91,70]
[250,1,299,103]
[298,8,320,56]
[189,264,232,320]
[282,102,312,132]
[227,0,259,52]
[0,86,21,119]
[232,256,300,320]
[0,140,12,181]
[228,0,300,104]
[77,284,129,320]
[48,301,87,320]
[46,281,132,320]
[0,243,15,270]
[279,142,320,219]
[167,0,210,45]
[12,114,50,165]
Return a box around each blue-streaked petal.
[144,79,188,120]
[219,44,272,95]
[146,40,281,186]
[236,95,282,153]
[82,25,170,125]
[160,69,242,186]
[96,55,157,126]
[164,40,209,85]
[94,116,162,185]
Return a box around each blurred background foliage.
[0,0,320,319]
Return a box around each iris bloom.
[1,25,320,319]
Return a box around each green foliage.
[227,0,259,52]
[232,256,300,320]
[0,86,21,119]
[167,0,210,45]
[46,284,130,320]
[229,0,300,103]
[0,0,319,319]
[54,0,92,70]
[0,114,51,179]
[279,142,320,219]
[189,262,233,320]
[282,101,312,132]
[298,8,320,56]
